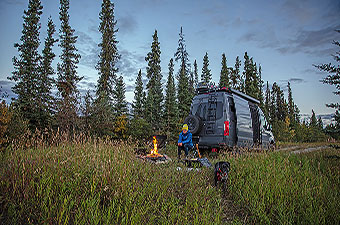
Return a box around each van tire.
[184,115,202,135]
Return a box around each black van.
[184,83,275,150]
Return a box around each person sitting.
[178,124,193,160]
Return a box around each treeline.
[0,0,336,148]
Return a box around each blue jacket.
[178,130,193,148]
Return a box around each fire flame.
[147,136,163,157]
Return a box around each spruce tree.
[164,58,178,139]
[201,52,212,83]
[96,0,119,100]
[133,69,145,118]
[175,27,191,117]
[244,53,259,98]
[174,27,190,77]
[243,52,251,95]
[230,56,243,91]
[115,75,127,115]
[188,70,195,100]
[294,104,301,123]
[145,30,163,130]
[219,53,229,88]
[287,82,295,125]
[258,65,264,108]
[56,0,82,131]
[39,16,58,128]
[81,90,93,134]
[113,76,128,139]
[315,30,340,134]
[264,81,271,119]
[9,0,43,129]
[193,59,199,87]
[91,0,120,136]
[317,117,323,130]
[310,110,317,128]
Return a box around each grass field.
[1,139,339,224]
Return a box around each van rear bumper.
[198,136,233,149]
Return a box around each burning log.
[136,135,171,164]
[147,136,163,157]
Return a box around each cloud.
[126,84,135,92]
[117,48,146,78]
[288,78,305,84]
[75,31,99,68]
[117,14,138,35]
[301,68,325,76]
[238,24,340,57]
[286,25,340,52]
[237,26,281,49]
[79,80,96,89]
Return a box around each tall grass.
[223,148,340,224]
[2,134,339,224]
[0,139,222,224]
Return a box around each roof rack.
[229,88,260,104]
[196,82,260,105]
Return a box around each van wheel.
[184,115,202,135]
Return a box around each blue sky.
[0,0,339,116]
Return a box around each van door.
[227,96,237,146]
[234,95,253,146]
[249,103,261,144]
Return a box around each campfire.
[147,136,163,158]
[135,135,171,164]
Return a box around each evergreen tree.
[96,0,119,101]
[264,81,271,119]
[39,16,58,128]
[219,53,229,88]
[271,82,287,121]
[294,104,301,123]
[315,30,340,137]
[164,58,178,139]
[308,109,326,142]
[243,52,251,94]
[145,30,163,130]
[174,27,190,77]
[90,0,120,137]
[310,110,317,128]
[114,75,127,116]
[258,65,264,108]
[9,0,43,129]
[201,52,212,83]
[132,69,145,118]
[81,90,93,134]
[193,59,199,87]
[188,69,195,99]
[317,116,323,130]
[287,82,296,126]
[230,56,242,91]
[57,0,82,131]
[244,53,260,99]
[174,27,191,117]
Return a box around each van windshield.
[190,102,223,121]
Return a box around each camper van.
[184,83,275,150]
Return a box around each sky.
[0,0,339,117]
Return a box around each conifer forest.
[0,0,339,224]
